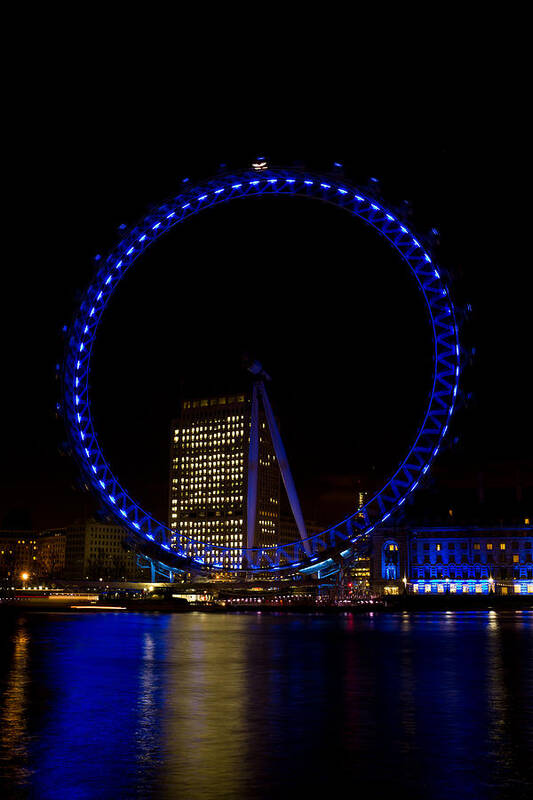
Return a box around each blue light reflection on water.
[0,611,532,799]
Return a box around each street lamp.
[488,576,494,594]
[21,572,29,588]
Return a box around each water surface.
[1,611,532,799]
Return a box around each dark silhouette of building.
[0,531,39,582]
[48,519,142,580]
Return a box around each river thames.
[1,611,532,799]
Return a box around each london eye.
[61,164,461,577]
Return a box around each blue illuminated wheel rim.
[62,166,461,574]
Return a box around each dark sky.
[2,50,531,530]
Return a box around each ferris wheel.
[61,163,461,576]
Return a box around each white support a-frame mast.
[245,361,311,557]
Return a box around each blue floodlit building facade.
[368,525,533,596]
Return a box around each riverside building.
[60,519,141,581]
[368,525,533,595]
[0,531,39,581]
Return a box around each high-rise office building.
[168,393,280,569]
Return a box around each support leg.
[258,382,311,556]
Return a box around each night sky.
[3,71,531,531]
